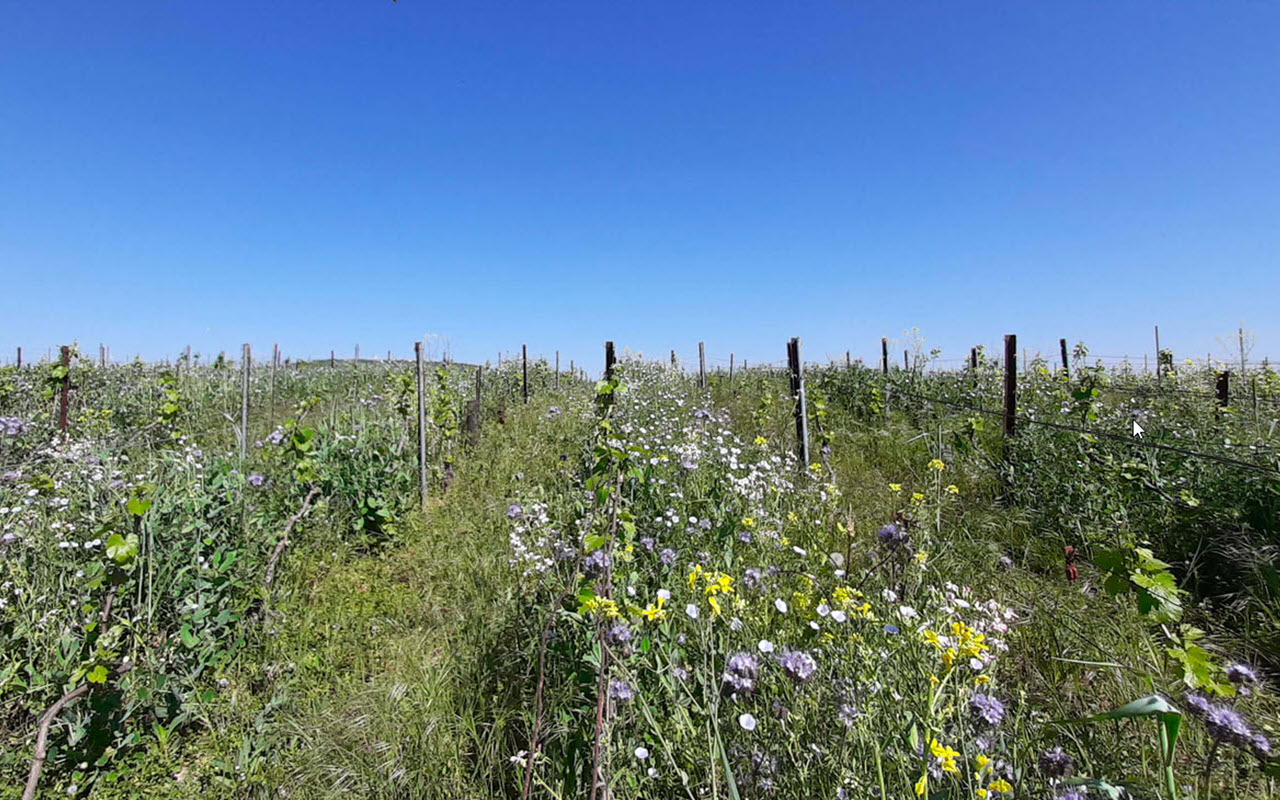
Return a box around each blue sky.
[2,1,1277,371]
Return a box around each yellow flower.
[915,552,929,566]
[928,459,946,471]
[976,754,990,770]
[741,517,756,529]
[989,778,1013,794]
[639,596,667,621]
[977,790,988,799]
[687,565,704,589]
[809,462,823,472]
[912,492,925,502]
[889,483,902,493]
[946,484,959,495]
[708,595,722,617]
[914,776,927,797]
[754,436,767,445]
[974,675,991,685]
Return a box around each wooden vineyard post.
[845,350,851,369]
[970,347,978,374]
[522,344,529,404]
[330,350,335,369]
[239,344,251,459]
[99,344,106,368]
[58,346,70,442]
[1216,371,1230,410]
[786,337,810,466]
[185,345,192,375]
[604,341,616,381]
[670,349,676,368]
[570,359,574,380]
[698,342,706,389]
[1003,334,1017,440]
[729,353,735,385]
[903,350,909,371]
[1060,338,1069,375]
[15,347,21,369]
[555,350,560,390]
[354,345,360,363]
[475,364,483,405]
[270,343,279,425]
[415,342,428,510]
[881,338,889,375]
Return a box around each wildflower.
[1038,747,1073,778]
[777,650,817,683]
[837,703,860,727]
[911,492,924,502]
[634,746,649,760]
[685,603,700,619]
[1251,733,1271,758]
[246,473,265,487]
[754,437,767,445]
[988,778,1013,794]
[608,681,634,702]
[928,459,945,471]
[877,524,908,551]
[774,598,788,614]
[605,623,633,651]
[659,548,677,566]
[969,693,1005,728]
[890,483,902,493]
[1225,663,1258,685]
[724,652,759,693]
[757,639,774,653]
[738,713,757,732]
[946,484,959,495]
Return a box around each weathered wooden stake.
[354,344,360,362]
[1216,371,1230,409]
[729,353,735,384]
[604,341,616,381]
[1059,338,1069,374]
[58,346,70,442]
[330,350,336,368]
[881,338,889,375]
[415,341,428,510]
[698,342,706,388]
[1239,326,1246,374]
[185,345,192,373]
[99,344,106,368]
[240,343,251,459]
[970,347,978,373]
[522,344,529,404]
[1003,334,1017,439]
[15,347,21,369]
[670,349,676,367]
[903,350,909,371]
[787,337,810,465]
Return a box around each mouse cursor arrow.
[1132,420,1144,438]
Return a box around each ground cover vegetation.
[1,344,1276,799]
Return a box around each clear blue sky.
[2,1,1277,371]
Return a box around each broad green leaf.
[86,665,108,684]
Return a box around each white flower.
[685,603,700,619]
[647,767,658,778]
[738,713,757,732]
[657,589,671,600]
[897,605,918,620]
[816,603,830,617]
[757,639,775,653]
[774,598,788,614]
[830,610,848,623]
[635,747,649,760]
[969,658,985,671]
[882,589,898,602]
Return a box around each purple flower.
[605,623,632,650]
[1186,693,1255,749]
[659,548,677,567]
[723,652,759,694]
[1038,747,1074,779]
[506,504,523,520]
[584,549,611,578]
[1225,663,1258,685]
[267,428,285,446]
[608,681,633,702]
[1251,733,1271,758]
[247,473,265,488]
[777,650,817,683]
[969,693,1005,728]
[0,417,29,437]
[837,703,861,728]
[876,523,908,551]
[742,567,764,593]
[639,537,656,552]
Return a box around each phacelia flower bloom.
[738,713,757,732]
[1205,704,1253,748]
[969,693,1005,728]
[1225,663,1258,685]
[608,681,634,702]
[605,623,632,650]
[877,523,908,551]
[506,504,523,520]
[266,428,285,446]
[1038,747,1074,778]
[724,652,759,694]
[584,549,611,578]
[247,473,265,487]
[777,650,817,683]
[659,548,678,566]
[837,703,861,728]
[1251,733,1271,758]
